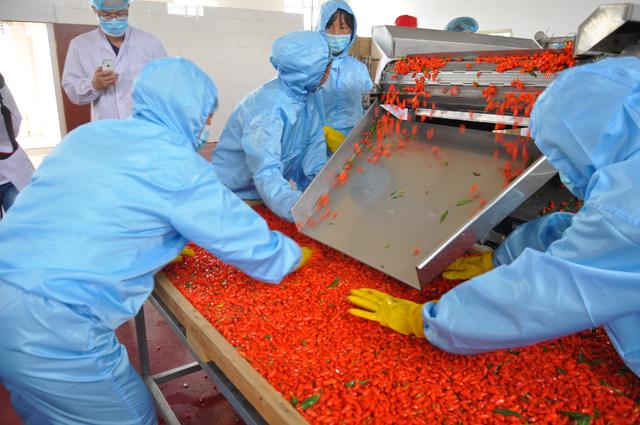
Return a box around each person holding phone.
[62,0,166,121]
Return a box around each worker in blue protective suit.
[444,16,479,33]
[315,0,373,153]
[0,57,311,425]
[212,31,331,222]
[347,56,640,378]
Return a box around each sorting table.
[135,273,306,425]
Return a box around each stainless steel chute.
[292,104,554,289]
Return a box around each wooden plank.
[154,273,308,425]
[244,199,265,207]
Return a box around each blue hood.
[316,0,357,58]
[131,57,218,150]
[271,31,330,100]
[530,57,640,199]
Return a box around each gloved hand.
[171,247,195,263]
[323,125,346,153]
[441,251,493,280]
[294,246,313,271]
[347,288,426,338]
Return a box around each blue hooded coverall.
[422,57,640,378]
[315,0,373,137]
[212,31,330,222]
[0,57,301,425]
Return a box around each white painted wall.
[147,0,285,12]
[1,0,638,138]
[0,0,303,139]
[348,0,640,39]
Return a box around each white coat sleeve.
[1,83,22,137]
[150,37,167,59]
[62,40,101,105]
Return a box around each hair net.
[91,0,129,11]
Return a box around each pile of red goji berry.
[393,44,574,81]
[389,44,575,131]
[372,47,577,200]
[165,207,640,425]
[394,56,450,79]
[475,44,576,77]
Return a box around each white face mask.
[98,15,128,37]
[325,33,351,55]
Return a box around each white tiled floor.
[20,135,60,150]
[24,147,54,169]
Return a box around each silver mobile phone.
[101,59,114,72]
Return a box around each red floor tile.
[0,386,22,425]
[0,300,243,425]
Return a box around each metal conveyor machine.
[292,3,640,289]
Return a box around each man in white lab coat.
[62,0,166,120]
[0,73,34,218]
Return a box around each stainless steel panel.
[292,103,556,289]
[575,3,640,55]
[372,26,539,59]
[291,107,379,229]
[416,156,555,284]
[385,68,557,87]
[535,31,575,49]
[414,109,530,126]
[376,49,560,125]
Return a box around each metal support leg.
[134,297,267,425]
[134,307,151,376]
[149,293,267,425]
[134,306,182,425]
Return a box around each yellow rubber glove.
[441,251,494,280]
[323,125,346,153]
[294,246,313,271]
[347,288,425,338]
[171,247,195,263]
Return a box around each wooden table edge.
[154,272,308,425]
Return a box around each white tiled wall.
[0,0,304,139]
